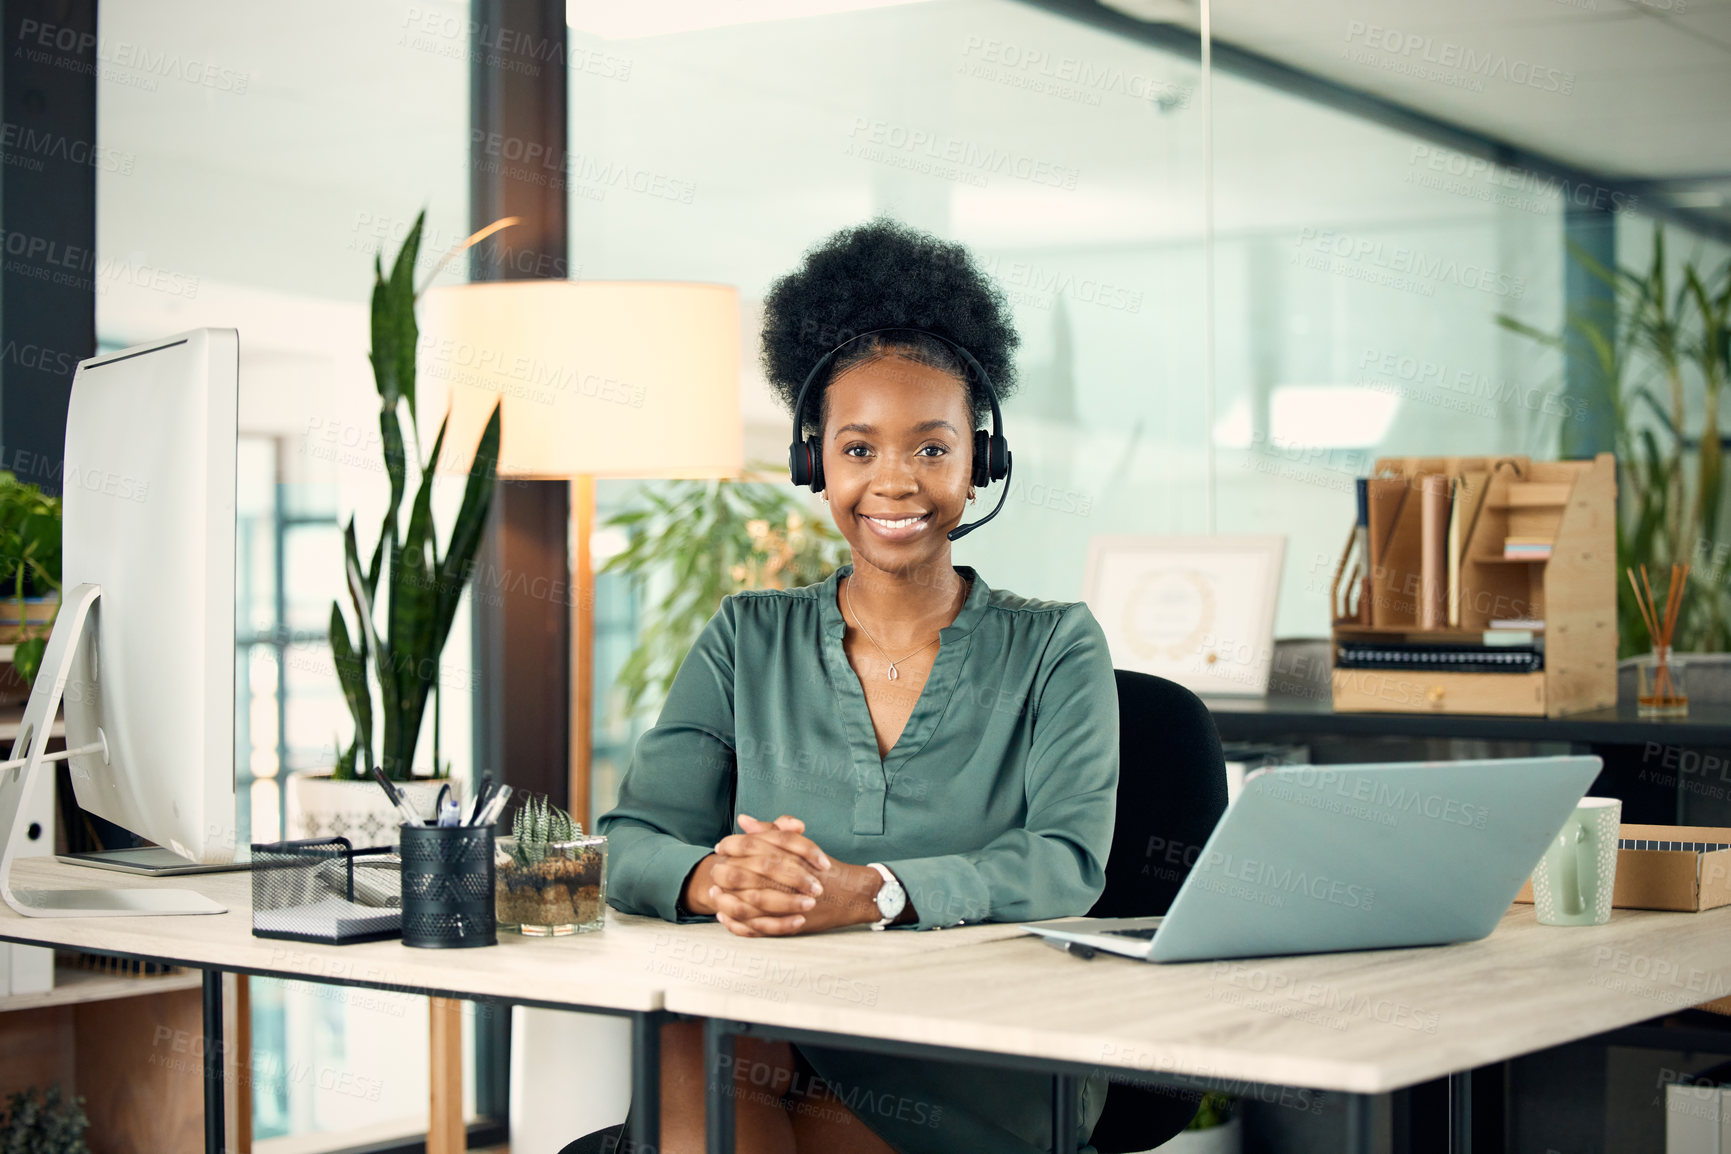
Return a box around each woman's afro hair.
[760,217,1020,439]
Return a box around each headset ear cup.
[989,434,1010,482]
[806,435,825,493]
[788,440,809,488]
[972,429,991,489]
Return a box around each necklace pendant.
[887,664,898,682]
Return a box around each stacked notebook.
[1336,640,1544,674]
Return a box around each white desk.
[665,904,1731,1153]
[9,856,1730,1154]
[0,857,1023,1153]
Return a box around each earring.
[821,492,829,502]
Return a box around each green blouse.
[599,562,1120,933]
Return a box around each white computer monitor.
[0,328,237,916]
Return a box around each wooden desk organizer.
[1329,453,1617,717]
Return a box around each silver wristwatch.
[866,862,905,930]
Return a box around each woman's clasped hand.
[693,813,886,936]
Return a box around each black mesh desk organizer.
[251,837,403,945]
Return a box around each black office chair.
[557,1126,626,1154]
[561,669,1229,1154]
[557,1128,620,1154]
[1081,669,1230,1154]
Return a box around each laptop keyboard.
[1101,926,1161,941]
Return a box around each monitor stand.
[58,845,254,876]
[0,584,225,917]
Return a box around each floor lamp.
[423,280,742,826]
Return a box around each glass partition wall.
[566,0,1212,819]
[1206,0,1731,649]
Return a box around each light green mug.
[1532,797,1621,926]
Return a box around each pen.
[371,765,427,828]
[477,784,513,827]
[465,771,494,826]
[468,777,497,827]
[1040,936,1096,961]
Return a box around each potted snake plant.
[286,209,503,848]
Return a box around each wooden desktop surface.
[9,859,1730,1097]
[0,858,1022,1014]
[663,904,1731,1095]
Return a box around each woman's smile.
[860,511,931,540]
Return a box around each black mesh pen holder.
[399,824,497,949]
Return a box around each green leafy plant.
[0,471,63,685]
[329,209,504,781]
[599,461,850,721]
[1499,224,1731,655]
[0,1084,90,1154]
[509,794,581,868]
[1185,1090,1234,1130]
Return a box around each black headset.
[786,327,1012,542]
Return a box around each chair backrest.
[1088,669,1229,918]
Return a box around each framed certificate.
[1083,535,1286,697]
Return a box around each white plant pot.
[283,772,447,849]
[1150,1116,1242,1154]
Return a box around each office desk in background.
[6,859,1731,1154]
[1207,695,1731,825]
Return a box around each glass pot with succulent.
[495,795,607,935]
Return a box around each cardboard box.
[1514,824,1731,913]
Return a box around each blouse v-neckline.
[820,563,990,835]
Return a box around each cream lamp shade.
[423,280,742,479]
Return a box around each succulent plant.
[509,795,582,869]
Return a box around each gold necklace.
[843,576,963,681]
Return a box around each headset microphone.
[945,453,1012,542]
[786,326,1012,542]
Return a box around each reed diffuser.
[1626,563,1690,717]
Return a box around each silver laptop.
[1022,755,1601,963]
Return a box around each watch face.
[876,878,906,920]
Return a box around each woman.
[598,217,1120,1153]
